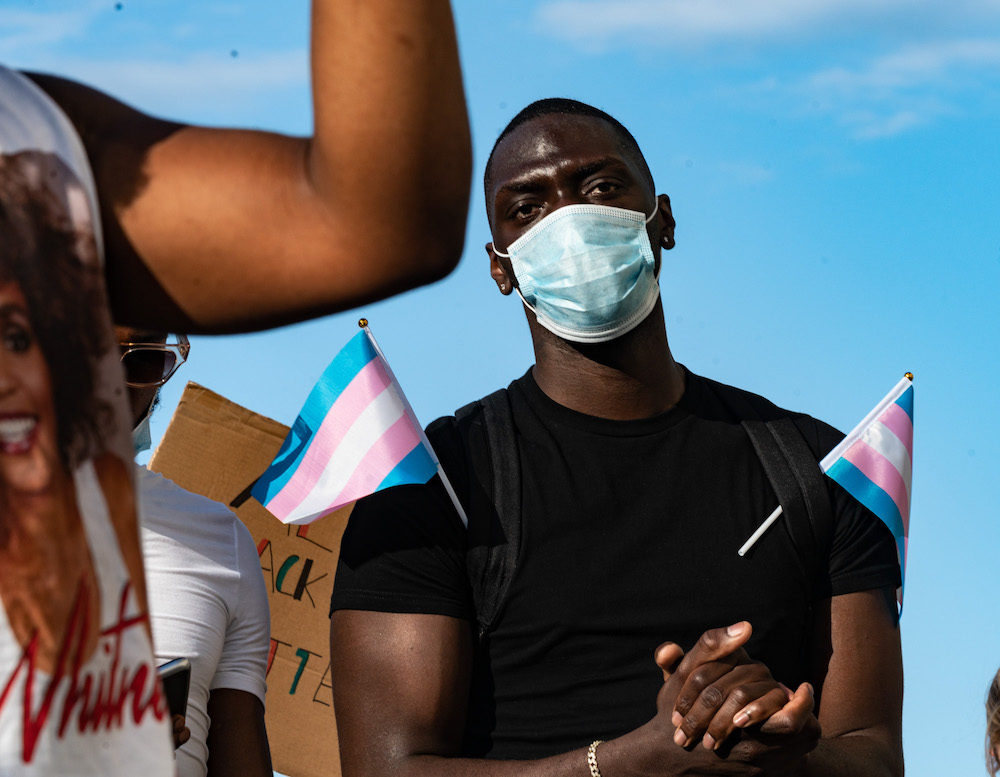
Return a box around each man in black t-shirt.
[330,99,903,777]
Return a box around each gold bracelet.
[587,740,605,777]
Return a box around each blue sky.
[6,1,1000,774]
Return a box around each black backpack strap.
[743,417,833,576]
[455,389,521,643]
[714,385,834,580]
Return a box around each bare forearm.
[347,751,589,777]
[205,689,272,777]
[799,734,903,777]
[347,727,773,777]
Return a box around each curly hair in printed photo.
[0,150,116,470]
[987,669,1000,776]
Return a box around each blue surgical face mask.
[494,203,660,344]
[132,408,152,456]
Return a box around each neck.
[529,303,685,420]
[1,474,80,563]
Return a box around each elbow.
[415,222,467,285]
[410,140,473,286]
[402,190,471,287]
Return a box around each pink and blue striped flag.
[251,324,439,525]
[820,374,914,610]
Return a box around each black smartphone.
[158,657,192,718]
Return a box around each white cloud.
[0,4,106,53]
[534,0,923,48]
[37,50,309,124]
[0,2,309,127]
[845,110,926,139]
[810,39,1000,93]
[798,39,1000,137]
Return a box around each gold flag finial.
[905,372,914,381]
[358,318,368,328]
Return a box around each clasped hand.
[646,621,820,775]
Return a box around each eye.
[508,200,541,223]
[3,323,32,354]
[584,179,620,197]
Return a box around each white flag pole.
[359,320,469,528]
[738,505,783,556]
[436,464,468,529]
[738,371,913,557]
[818,372,914,472]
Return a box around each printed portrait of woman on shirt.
[0,150,170,772]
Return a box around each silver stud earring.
[500,283,506,291]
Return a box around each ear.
[486,242,515,295]
[657,194,676,250]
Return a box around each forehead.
[0,279,28,310]
[488,114,636,200]
[115,326,165,344]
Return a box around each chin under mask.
[494,203,660,344]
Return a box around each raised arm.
[29,0,471,333]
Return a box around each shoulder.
[138,466,231,514]
[137,466,243,545]
[427,377,524,462]
[685,370,844,460]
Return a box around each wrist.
[587,740,605,777]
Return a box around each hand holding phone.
[158,657,192,719]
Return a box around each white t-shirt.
[138,466,270,777]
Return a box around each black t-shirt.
[331,368,900,759]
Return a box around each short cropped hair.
[0,150,114,470]
[483,98,655,213]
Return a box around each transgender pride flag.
[252,324,447,525]
[820,374,914,610]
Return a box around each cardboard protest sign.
[149,382,349,777]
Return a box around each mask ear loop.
[644,204,664,281]
[491,242,537,316]
[513,285,541,318]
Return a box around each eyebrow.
[496,155,629,198]
[573,157,626,180]
[0,302,28,319]
[121,330,165,343]
[496,177,545,198]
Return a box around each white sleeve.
[209,519,270,704]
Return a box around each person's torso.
[462,372,823,759]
